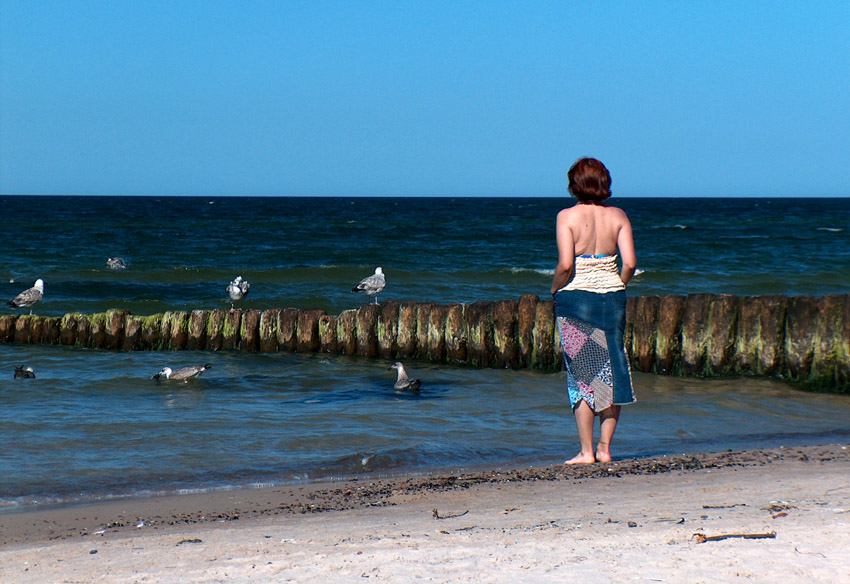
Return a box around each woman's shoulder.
[600,204,630,222]
[556,206,578,221]
[560,203,627,217]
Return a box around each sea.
[1,195,849,511]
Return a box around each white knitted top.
[558,255,626,294]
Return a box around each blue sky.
[1,1,848,197]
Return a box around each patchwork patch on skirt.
[557,315,615,412]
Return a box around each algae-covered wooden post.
[517,295,539,369]
[414,303,434,360]
[0,315,16,343]
[396,303,418,359]
[297,308,324,353]
[135,314,161,350]
[319,313,338,353]
[425,304,448,363]
[735,295,786,377]
[33,315,61,345]
[784,296,818,383]
[76,315,94,348]
[123,315,142,350]
[59,314,77,346]
[631,295,660,373]
[222,310,243,351]
[655,295,684,375]
[680,294,713,376]
[532,299,555,370]
[259,309,280,353]
[89,312,110,349]
[188,310,209,351]
[835,295,850,388]
[444,303,467,364]
[240,309,262,352]
[377,302,400,360]
[277,308,299,352]
[101,310,128,349]
[13,316,33,345]
[162,311,190,351]
[336,309,357,355]
[492,299,518,368]
[465,301,494,367]
[205,310,226,351]
[704,295,739,375]
[355,304,379,358]
[810,295,848,389]
[838,295,850,388]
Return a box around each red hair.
[567,158,612,203]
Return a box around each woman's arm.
[551,210,575,294]
[617,213,636,285]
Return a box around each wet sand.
[1,444,849,583]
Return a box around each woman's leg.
[565,400,596,464]
[595,405,621,463]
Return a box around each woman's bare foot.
[596,441,612,463]
[564,452,596,465]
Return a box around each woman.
[551,158,636,464]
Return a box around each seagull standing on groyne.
[152,364,213,381]
[352,267,385,305]
[8,279,44,314]
[389,361,421,392]
[226,276,250,309]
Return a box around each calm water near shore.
[1,196,849,510]
[2,343,850,510]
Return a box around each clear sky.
[1,1,848,197]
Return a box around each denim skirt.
[553,289,635,411]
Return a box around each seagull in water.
[8,279,44,314]
[14,365,36,379]
[226,276,250,309]
[152,363,213,381]
[106,257,127,270]
[389,361,421,392]
[352,267,385,305]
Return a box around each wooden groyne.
[2,294,848,391]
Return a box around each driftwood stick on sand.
[432,508,469,520]
[692,531,776,543]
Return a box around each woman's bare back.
[563,203,627,255]
[551,203,636,293]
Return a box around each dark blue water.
[2,197,848,316]
[1,196,849,510]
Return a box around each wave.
[509,267,555,276]
[817,227,843,232]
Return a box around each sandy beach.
[1,444,848,583]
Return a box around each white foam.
[509,267,555,276]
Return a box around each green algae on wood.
[2,294,848,392]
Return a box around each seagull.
[8,279,44,314]
[226,276,250,309]
[352,267,385,304]
[14,365,36,379]
[107,257,127,270]
[389,362,421,392]
[152,363,213,381]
